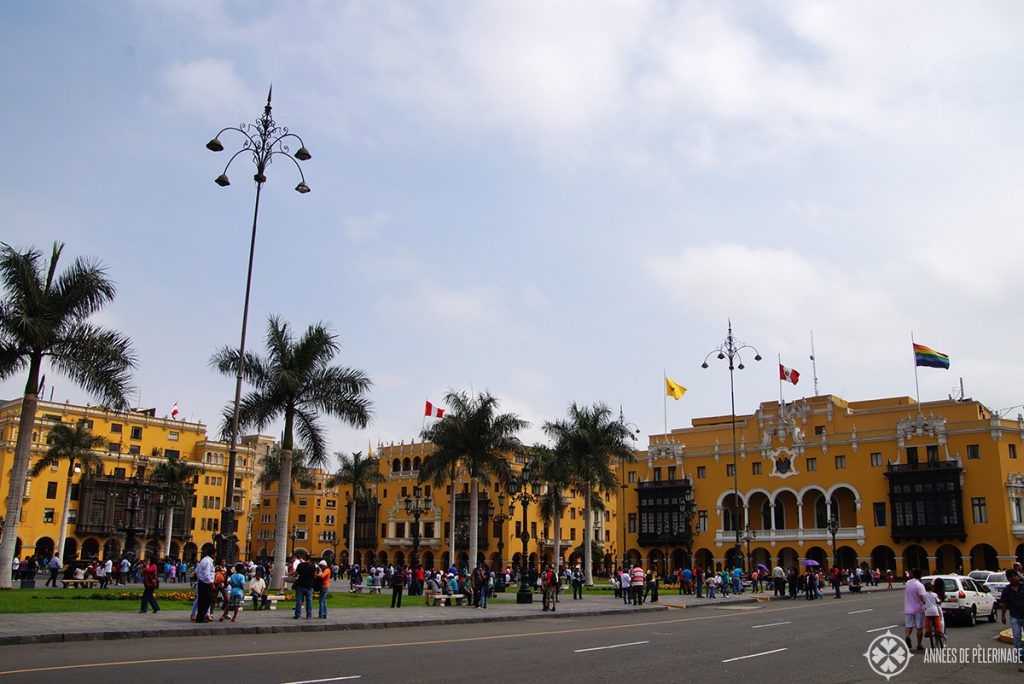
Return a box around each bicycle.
[926,629,947,650]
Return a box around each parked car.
[984,572,1010,608]
[923,574,996,626]
[968,570,995,582]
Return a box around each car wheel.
[967,605,977,626]
[989,606,997,623]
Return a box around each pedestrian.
[831,567,842,599]
[220,563,246,623]
[140,555,160,614]
[391,564,407,608]
[887,569,894,590]
[292,553,316,619]
[923,578,943,643]
[1001,570,1024,670]
[903,568,927,652]
[541,565,557,612]
[250,568,269,610]
[630,562,645,605]
[193,549,215,622]
[572,565,583,600]
[317,560,331,618]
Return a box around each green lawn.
[0,588,515,614]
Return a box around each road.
[0,590,1017,683]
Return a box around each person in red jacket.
[140,555,160,614]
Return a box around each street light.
[207,87,312,564]
[703,320,761,574]
[740,525,756,572]
[617,407,640,570]
[508,463,542,604]
[489,494,513,591]
[404,485,432,572]
[826,512,840,571]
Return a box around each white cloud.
[342,211,389,243]
[164,58,253,123]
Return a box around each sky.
[3,1,1024,468]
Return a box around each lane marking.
[0,591,895,677]
[722,647,788,663]
[866,625,900,633]
[574,640,649,653]
[281,678,361,684]
[848,609,873,615]
[751,621,791,629]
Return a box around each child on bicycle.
[924,578,944,644]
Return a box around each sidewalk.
[0,584,893,646]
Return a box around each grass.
[0,588,516,614]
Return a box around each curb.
[0,604,668,646]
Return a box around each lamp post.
[206,88,312,564]
[289,524,298,558]
[508,464,542,604]
[826,512,840,571]
[404,485,432,572]
[152,494,165,561]
[490,494,513,591]
[617,408,640,570]
[702,321,761,573]
[681,494,696,570]
[740,525,756,573]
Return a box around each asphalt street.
[0,590,1016,683]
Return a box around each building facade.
[0,399,261,563]
[619,394,1024,576]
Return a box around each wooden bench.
[61,579,99,589]
[265,594,286,610]
[350,585,382,594]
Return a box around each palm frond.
[48,323,136,409]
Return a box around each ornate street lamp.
[206,87,312,564]
[740,525,756,572]
[404,485,432,572]
[489,494,513,591]
[826,512,840,570]
[681,494,696,570]
[507,464,542,604]
[702,321,761,573]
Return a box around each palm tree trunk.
[469,477,479,571]
[273,447,294,590]
[553,515,561,572]
[348,493,357,572]
[0,359,42,589]
[584,483,593,586]
[448,467,456,570]
[163,499,175,559]
[56,463,75,563]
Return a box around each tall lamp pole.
[206,88,312,564]
[508,464,542,604]
[489,495,512,592]
[826,512,840,571]
[404,485,432,572]
[703,321,761,574]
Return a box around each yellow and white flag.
[665,376,687,400]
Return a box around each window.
[871,452,883,467]
[263,499,270,507]
[326,500,336,509]
[401,486,408,497]
[967,444,980,460]
[907,446,918,466]
[396,522,406,538]
[926,445,939,463]
[1012,444,1018,460]
[972,497,988,524]
[668,466,677,480]
[383,489,387,498]
[653,467,662,482]
[835,455,846,470]
[806,458,817,472]
[164,449,180,460]
[697,466,706,479]
[168,431,179,441]
[43,508,55,523]
[110,423,122,434]
[425,486,431,497]
[325,515,335,525]
[130,426,142,440]
[570,528,577,541]
[697,510,708,533]
[298,514,306,523]
[128,445,140,455]
[298,499,307,507]
[67,509,77,524]
[381,523,387,538]
[45,481,58,499]
[114,467,126,478]
[570,508,576,520]
[628,513,637,533]
[80,419,93,429]
[107,442,119,453]
[70,484,79,501]
[726,464,735,477]
[425,522,434,537]
[873,502,887,527]
[814,425,825,435]
[1014,498,1024,524]
[605,530,610,542]
[315,515,321,525]
[628,471,637,484]
[752,462,761,475]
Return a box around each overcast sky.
[4,1,1024,467]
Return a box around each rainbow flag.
[913,343,950,369]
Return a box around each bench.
[350,585,383,594]
[428,593,465,607]
[265,594,286,610]
[61,579,99,589]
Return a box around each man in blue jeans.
[292,553,316,619]
[45,555,61,587]
[1001,569,1024,671]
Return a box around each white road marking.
[280,677,361,684]
[574,641,650,653]
[866,625,900,633]
[751,621,791,629]
[848,609,873,614]
[721,648,788,663]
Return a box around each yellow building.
[619,394,1024,576]
[250,439,614,572]
[0,399,261,562]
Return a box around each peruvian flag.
[171,402,180,419]
[779,364,800,385]
[425,400,445,419]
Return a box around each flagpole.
[911,331,922,415]
[778,354,783,410]
[663,370,668,442]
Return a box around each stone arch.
[720,492,743,531]
[322,549,335,565]
[772,490,798,530]
[394,551,405,567]
[769,486,800,507]
[168,541,180,559]
[648,549,664,572]
[422,551,435,570]
[402,458,411,472]
[749,547,772,571]
[871,545,897,573]
[201,542,216,558]
[746,490,771,530]
[35,536,55,559]
[903,544,929,574]
[625,548,642,566]
[391,458,401,473]
[488,552,501,568]
[777,546,799,570]
[672,548,687,570]
[103,539,121,560]
[725,546,743,570]
[81,538,100,560]
[969,543,998,572]
[528,552,538,571]
[183,542,198,563]
[829,484,860,526]
[836,545,857,569]
[805,545,828,567]
[413,457,421,471]
[935,544,962,574]
[694,548,714,571]
[377,551,388,566]
[62,538,78,561]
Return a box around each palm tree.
[0,242,135,588]
[150,454,205,559]
[29,421,105,563]
[211,315,372,587]
[534,445,570,571]
[417,438,461,569]
[544,402,635,585]
[421,390,524,572]
[258,445,318,502]
[327,451,385,569]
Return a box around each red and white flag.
[779,364,800,385]
[171,402,180,419]
[424,400,445,419]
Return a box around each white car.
[923,574,996,626]
[985,572,1010,607]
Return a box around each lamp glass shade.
[754,354,762,361]
[214,174,231,187]
[295,181,311,194]
[206,138,224,152]
[294,146,312,161]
